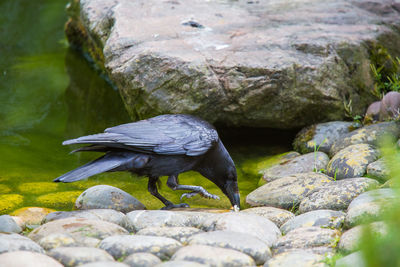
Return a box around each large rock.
[0,215,22,233]
[264,250,327,267]
[0,233,44,254]
[47,247,114,267]
[0,251,63,267]
[299,178,379,213]
[241,207,295,227]
[262,152,329,182]
[65,0,400,128]
[123,253,162,267]
[136,226,203,244]
[246,172,332,209]
[367,158,389,180]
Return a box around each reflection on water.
[0,0,294,214]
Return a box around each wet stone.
[188,230,271,265]
[272,226,340,255]
[156,260,207,267]
[264,250,327,267]
[299,178,379,213]
[246,172,332,209]
[0,233,44,254]
[367,158,389,180]
[326,144,379,179]
[171,245,256,266]
[330,121,400,156]
[345,189,397,227]
[241,207,295,227]
[201,212,281,247]
[0,251,63,267]
[280,210,345,234]
[99,235,182,260]
[262,152,329,182]
[75,185,146,213]
[48,247,114,267]
[0,215,22,233]
[335,251,366,267]
[136,226,203,244]
[28,218,128,247]
[293,121,353,154]
[38,233,77,250]
[123,252,161,267]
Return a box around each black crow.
[54,114,240,210]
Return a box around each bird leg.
[148,177,189,210]
[166,175,220,200]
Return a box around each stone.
[43,209,130,230]
[38,233,77,250]
[75,185,145,213]
[79,262,129,267]
[262,152,329,182]
[246,172,332,209]
[48,247,114,267]
[382,179,395,188]
[327,144,379,179]
[0,233,44,254]
[188,230,271,265]
[64,0,400,128]
[155,261,207,267]
[330,122,400,156]
[241,207,295,227]
[272,226,340,255]
[280,210,345,234]
[201,212,281,247]
[10,207,55,227]
[171,245,256,266]
[136,226,203,244]
[364,101,381,123]
[0,251,63,267]
[338,221,387,253]
[345,189,397,227]
[126,210,193,232]
[367,158,389,180]
[299,178,379,213]
[99,235,182,260]
[28,218,128,247]
[264,250,327,267]
[379,91,400,121]
[123,253,161,267]
[173,211,221,228]
[0,215,22,233]
[335,251,366,267]
[293,121,353,154]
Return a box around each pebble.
[246,172,332,209]
[264,249,327,267]
[299,178,379,213]
[137,226,203,244]
[171,245,256,266]
[123,252,162,267]
[327,144,379,179]
[272,226,340,255]
[0,251,63,267]
[188,230,271,265]
[75,185,146,213]
[47,247,114,267]
[0,233,44,254]
[262,152,329,182]
[241,207,295,227]
[201,212,281,247]
[280,210,345,234]
[366,158,389,180]
[99,234,182,260]
[0,215,22,233]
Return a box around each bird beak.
[224,180,240,211]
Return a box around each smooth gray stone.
[201,212,281,247]
[137,226,203,244]
[281,210,345,234]
[78,262,129,267]
[155,261,207,267]
[264,249,327,267]
[188,230,271,265]
[366,158,389,180]
[171,245,256,266]
[38,233,77,250]
[335,251,366,267]
[241,207,295,228]
[0,251,63,267]
[0,233,44,254]
[123,253,161,267]
[99,235,182,260]
[75,185,145,213]
[47,247,114,267]
[299,178,380,213]
[0,215,22,233]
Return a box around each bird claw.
[161,203,190,210]
[180,191,220,200]
[180,192,198,200]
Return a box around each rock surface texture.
[65,0,400,128]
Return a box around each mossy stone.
[18,182,59,195]
[0,194,24,214]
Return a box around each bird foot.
[161,203,190,210]
[180,191,220,200]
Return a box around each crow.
[54,114,240,210]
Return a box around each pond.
[0,0,294,214]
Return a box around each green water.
[0,0,292,214]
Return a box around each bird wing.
[63,114,219,156]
